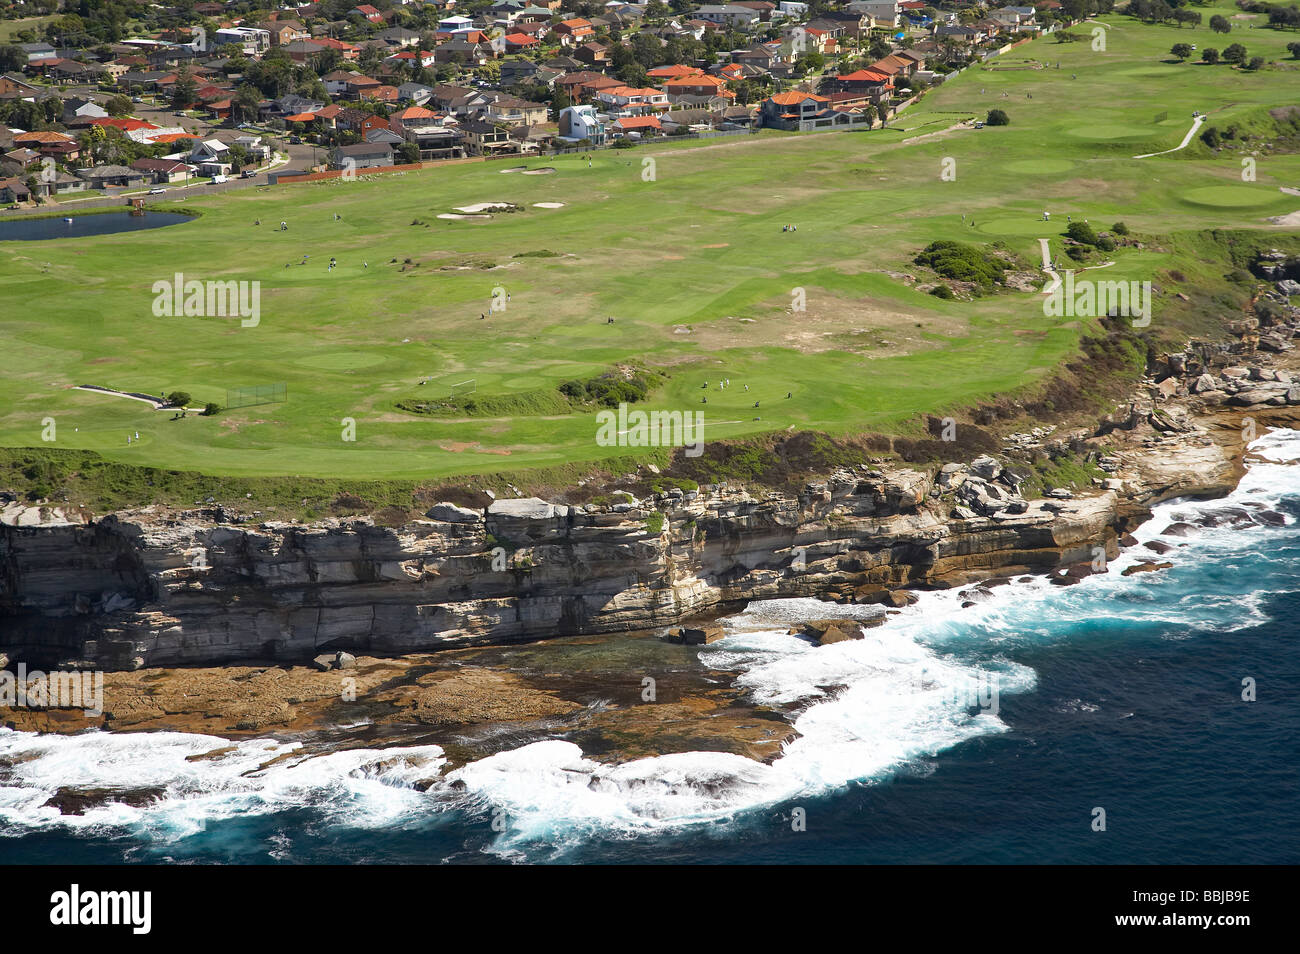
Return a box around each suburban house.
[692,5,761,30]
[846,0,900,27]
[0,176,32,203]
[760,91,871,131]
[553,18,595,45]
[402,121,465,159]
[336,108,391,137]
[389,105,437,135]
[663,75,732,99]
[75,164,148,189]
[458,118,514,155]
[592,85,669,116]
[612,115,663,138]
[331,141,394,170]
[130,157,194,183]
[479,95,549,125]
[557,103,607,144]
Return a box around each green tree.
[1222,43,1247,65]
[1170,42,1192,60]
[986,108,1009,126]
[1209,14,1231,33]
[1201,47,1220,64]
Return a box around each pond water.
[0,210,195,241]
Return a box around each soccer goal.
[448,379,477,400]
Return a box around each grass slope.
[1,10,1298,486]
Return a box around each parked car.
[289,136,302,144]
[147,187,166,195]
[211,174,228,184]
[240,169,257,179]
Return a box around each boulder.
[311,654,335,671]
[969,455,1002,480]
[1192,373,1217,394]
[1121,561,1174,577]
[802,619,866,645]
[426,502,480,523]
[663,625,725,646]
[487,498,562,520]
[335,651,357,670]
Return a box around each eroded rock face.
[0,467,1132,670]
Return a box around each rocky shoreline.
[4,275,1300,754]
[3,346,1298,676]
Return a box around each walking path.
[1133,115,1206,159]
[73,385,168,408]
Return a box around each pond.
[0,210,195,241]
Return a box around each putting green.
[1004,158,1076,174]
[1069,124,1156,140]
[295,351,389,370]
[1182,185,1279,209]
[976,217,1060,236]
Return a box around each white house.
[190,138,232,175]
[558,104,607,144]
[692,5,761,30]
[214,27,272,54]
[438,14,475,32]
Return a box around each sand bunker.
[498,166,527,174]
[437,213,491,221]
[533,202,565,209]
[454,202,516,214]
[522,167,556,175]
[1268,210,1300,227]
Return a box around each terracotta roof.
[768,91,828,106]
[615,115,661,129]
[13,131,75,144]
[89,118,160,131]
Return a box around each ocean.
[2,430,1298,866]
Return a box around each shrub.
[1202,47,1220,64]
[1097,235,1116,252]
[1112,221,1129,236]
[913,241,1007,289]
[201,402,221,416]
[1247,56,1265,71]
[166,391,191,407]
[1065,220,1099,246]
[986,109,1009,126]
[1201,125,1221,148]
[929,283,955,299]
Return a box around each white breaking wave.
[1,430,1298,857]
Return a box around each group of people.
[782,224,798,232]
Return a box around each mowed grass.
[2,11,1299,481]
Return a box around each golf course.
[3,10,1299,498]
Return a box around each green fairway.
[2,10,1299,485]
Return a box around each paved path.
[1133,115,1206,159]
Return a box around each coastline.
[2,332,1299,757]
